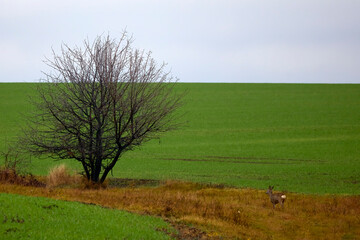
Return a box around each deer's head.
[266,186,274,195]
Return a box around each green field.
[0,193,173,239]
[1,83,360,194]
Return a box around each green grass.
[1,83,360,194]
[0,193,173,240]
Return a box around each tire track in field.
[159,156,325,165]
[206,156,325,162]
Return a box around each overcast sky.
[1,0,360,83]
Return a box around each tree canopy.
[23,33,183,183]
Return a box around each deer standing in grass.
[266,186,286,209]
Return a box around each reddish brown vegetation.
[0,180,359,239]
[0,168,44,187]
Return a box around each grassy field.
[1,182,359,240]
[0,193,173,240]
[1,83,360,194]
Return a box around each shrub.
[0,167,44,187]
[46,164,80,188]
[0,168,18,183]
[1,148,31,175]
[0,149,43,187]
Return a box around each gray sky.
[1,0,360,83]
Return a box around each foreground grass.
[0,193,173,240]
[1,181,359,240]
[1,83,360,194]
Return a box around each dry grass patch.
[46,164,81,188]
[0,180,359,239]
[0,167,44,187]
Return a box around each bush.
[0,167,44,187]
[46,164,80,188]
[0,148,43,187]
[1,148,31,175]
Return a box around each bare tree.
[22,33,183,183]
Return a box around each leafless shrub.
[0,147,44,187]
[1,148,31,175]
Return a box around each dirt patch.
[4,228,18,234]
[41,204,59,210]
[161,220,218,240]
[108,178,161,188]
[2,215,25,224]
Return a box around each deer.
[266,186,286,209]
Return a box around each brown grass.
[0,167,44,187]
[46,164,81,188]
[0,180,359,239]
